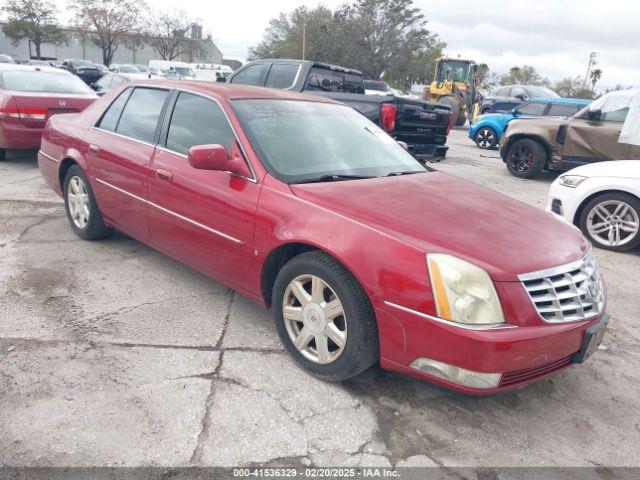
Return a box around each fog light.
[410,358,502,389]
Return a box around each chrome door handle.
[155,168,173,183]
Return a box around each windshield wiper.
[385,170,425,176]
[293,174,375,184]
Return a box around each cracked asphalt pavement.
[1,129,640,468]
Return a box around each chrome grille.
[519,250,604,323]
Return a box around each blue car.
[469,97,591,149]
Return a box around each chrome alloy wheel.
[586,200,640,247]
[282,274,347,364]
[67,175,90,229]
[475,127,495,149]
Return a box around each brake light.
[381,103,397,132]
[446,111,453,135]
[0,106,47,120]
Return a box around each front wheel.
[579,192,640,252]
[272,251,379,382]
[474,127,498,149]
[63,165,112,240]
[505,138,547,179]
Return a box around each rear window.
[0,71,93,94]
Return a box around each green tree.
[71,0,145,66]
[250,0,443,90]
[500,65,549,86]
[1,0,66,59]
[552,76,593,99]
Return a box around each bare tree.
[71,0,145,66]
[145,10,200,61]
[2,0,66,59]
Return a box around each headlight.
[427,254,505,326]
[559,175,587,188]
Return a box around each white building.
[0,23,223,66]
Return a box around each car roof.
[529,97,592,105]
[129,79,340,103]
[0,63,71,74]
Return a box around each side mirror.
[188,144,251,178]
[515,94,526,101]
[587,109,602,121]
[216,76,226,83]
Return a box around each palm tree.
[590,68,602,95]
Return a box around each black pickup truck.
[226,59,452,161]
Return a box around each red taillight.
[381,103,397,133]
[446,111,453,135]
[0,106,47,120]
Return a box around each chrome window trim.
[95,178,244,245]
[383,301,516,331]
[167,87,258,183]
[38,150,60,163]
[91,126,157,148]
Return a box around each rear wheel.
[63,165,112,240]
[505,138,547,179]
[437,96,460,127]
[474,127,498,149]
[272,251,379,382]
[579,192,640,252]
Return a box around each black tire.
[505,138,547,179]
[578,192,640,252]
[272,250,379,382]
[0,149,6,161]
[481,107,493,114]
[474,127,498,149]
[437,96,460,127]
[63,165,112,240]
[454,113,467,127]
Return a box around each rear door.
[148,90,260,292]
[561,107,631,164]
[87,86,170,241]
[493,87,514,112]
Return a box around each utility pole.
[584,52,598,88]
[302,20,306,60]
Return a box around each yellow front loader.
[427,57,483,126]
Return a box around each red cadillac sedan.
[0,64,97,161]
[38,80,608,394]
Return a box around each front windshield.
[438,60,470,83]
[72,60,94,68]
[118,65,139,73]
[232,99,426,183]
[525,86,559,98]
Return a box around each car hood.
[561,160,640,180]
[290,172,589,281]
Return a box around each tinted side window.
[517,102,546,115]
[548,103,580,117]
[601,107,629,122]
[344,73,364,93]
[97,89,130,131]
[306,68,343,92]
[166,92,235,155]
[231,63,268,86]
[511,86,527,98]
[265,64,299,89]
[116,88,168,143]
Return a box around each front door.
[147,91,260,293]
[561,107,630,166]
[88,86,170,241]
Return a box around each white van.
[147,60,196,79]
[189,63,233,82]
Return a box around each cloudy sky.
[58,0,640,89]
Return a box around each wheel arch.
[260,241,370,308]
[573,189,640,225]
[58,148,88,191]
[504,134,553,163]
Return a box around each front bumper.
[546,180,582,224]
[376,303,607,394]
[0,120,43,149]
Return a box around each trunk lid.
[392,96,451,136]
[10,92,96,128]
